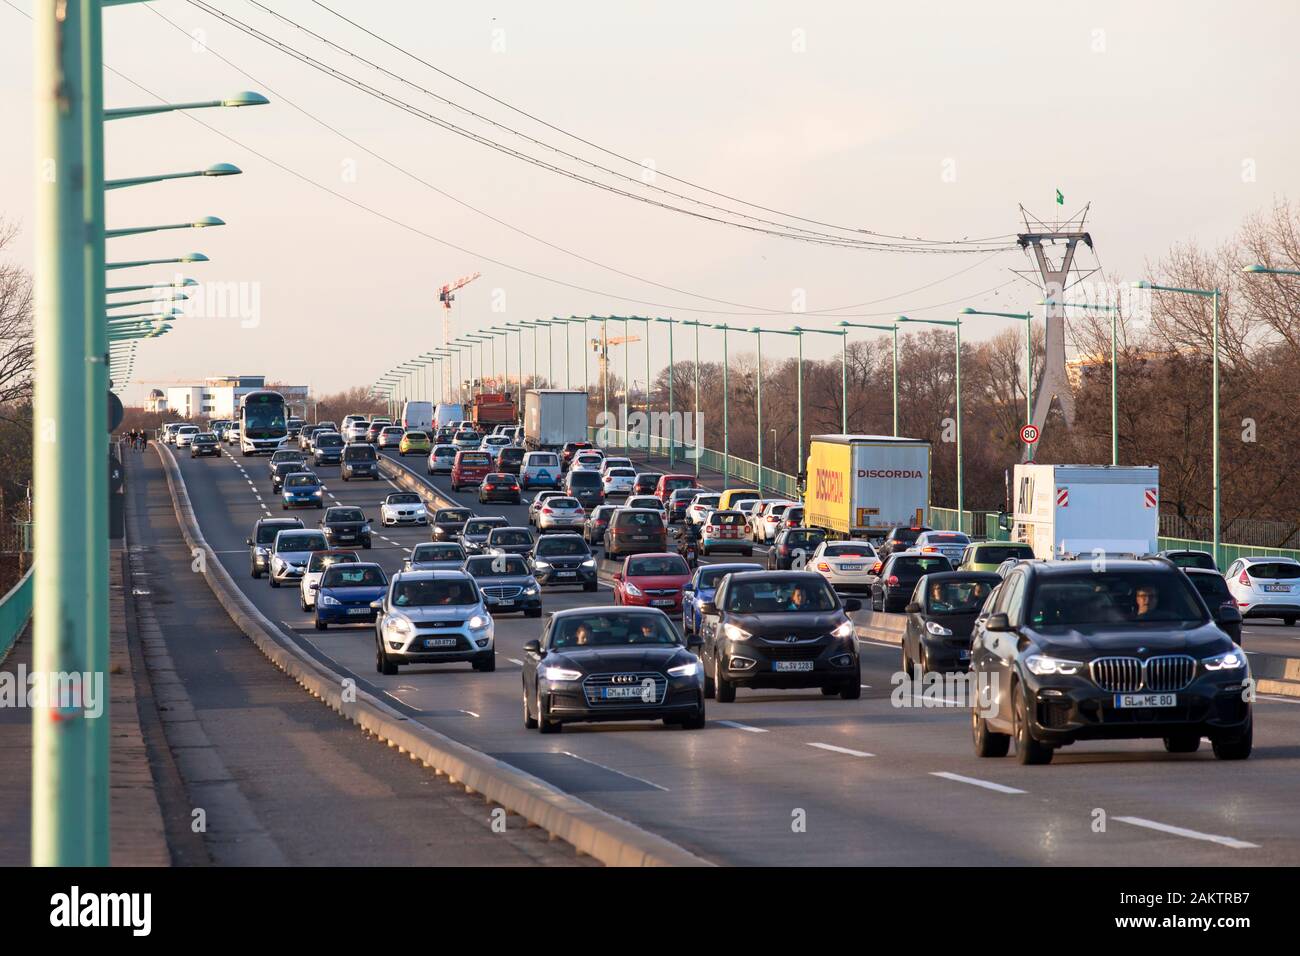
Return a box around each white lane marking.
[507,658,524,666]
[857,638,900,650]
[459,709,480,718]
[807,742,874,758]
[716,720,767,733]
[930,771,1026,795]
[1257,694,1300,704]
[1113,816,1258,850]
[559,751,669,792]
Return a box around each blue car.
[281,471,325,510]
[314,562,389,630]
[681,561,763,637]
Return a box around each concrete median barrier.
[157,444,712,866]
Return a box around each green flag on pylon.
[1056,188,1064,205]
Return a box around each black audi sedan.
[430,507,474,542]
[318,505,373,550]
[901,571,1000,674]
[522,607,705,732]
[696,571,861,702]
[969,559,1252,765]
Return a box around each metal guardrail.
[0,565,34,659]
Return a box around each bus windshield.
[242,393,287,439]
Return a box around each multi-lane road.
[157,442,1300,864]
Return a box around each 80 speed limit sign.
[1020,423,1040,444]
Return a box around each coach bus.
[239,389,289,456]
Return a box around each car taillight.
[542,507,552,514]
[817,562,831,572]
[887,575,899,586]
[575,507,585,514]
[1239,570,1250,585]
[922,546,938,553]
[705,525,714,533]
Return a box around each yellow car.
[398,430,432,457]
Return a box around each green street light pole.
[795,326,848,436]
[712,323,740,481]
[840,321,899,435]
[682,320,706,476]
[1133,280,1221,560]
[105,162,241,190]
[104,90,269,120]
[753,327,802,476]
[897,315,963,525]
[1244,264,1300,277]
[654,318,679,463]
[106,251,209,271]
[106,277,197,295]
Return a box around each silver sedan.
[536,496,587,533]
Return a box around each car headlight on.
[723,623,752,642]
[667,661,699,678]
[925,620,953,636]
[544,666,582,682]
[1024,654,1083,676]
[386,617,411,635]
[523,585,539,596]
[362,524,371,533]
[582,558,596,567]
[1203,650,1245,671]
[468,613,490,630]
[533,559,551,570]
[831,619,855,639]
[624,582,643,597]
[319,595,341,607]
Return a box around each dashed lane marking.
[929,771,1025,795]
[1113,816,1258,850]
[716,720,767,733]
[807,742,874,758]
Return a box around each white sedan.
[687,493,722,525]
[1224,557,1300,624]
[379,492,428,527]
[809,540,880,594]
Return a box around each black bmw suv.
[696,571,862,702]
[969,559,1252,765]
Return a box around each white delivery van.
[1011,464,1160,560]
[401,401,434,431]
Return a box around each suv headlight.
[831,619,855,639]
[667,661,699,678]
[544,666,582,682]
[925,620,953,636]
[723,623,752,642]
[468,613,490,630]
[582,558,596,567]
[386,617,411,635]
[1024,654,1083,676]
[1203,650,1245,671]
[533,559,551,570]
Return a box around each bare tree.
[0,218,34,411]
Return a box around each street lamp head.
[202,163,242,177]
[180,252,210,263]
[1130,280,1152,289]
[1243,265,1267,274]
[192,216,225,228]
[959,307,977,315]
[220,91,270,108]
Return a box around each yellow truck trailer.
[803,435,931,538]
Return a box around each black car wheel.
[702,656,716,698]
[473,654,497,673]
[269,576,280,588]
[820,685,838,696]
[537,694,561,734]
[315,619,326,631]
[714,657,736,703]
[1163,733,1201,753]
[584,581,597,592]
[972,707,1011,758]
[525,607,542,618]
[839,670,862,700]
[376,637,398,676]
[1211,714,1253,760]
[299,594,309,612]
[523,685,538,729]
[250,565,261,579]
[1013,685,1053,765]
[680,705,706,730]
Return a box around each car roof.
[728,570,826,583]
[1023,558,1184,575]
[392,569,473,581]
[1239,555,1299,564]
[548,605,665,621]
[257,517,301,527]
[916,570,1001,582]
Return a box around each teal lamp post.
[752,327,803,477]
[104,90,269,120]
[106,251,209,271]
[681,320,708,476]
[896,315,963,526]
[711,323,742,482]
[839,321,899,435]
[795,326,848,435]
[1133,280,1221,560]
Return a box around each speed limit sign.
[1020,423,1040,444]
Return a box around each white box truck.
[1011,464,1160,559]
[803,435,931,539]
[400,401,434,431]
[524,389,587,450]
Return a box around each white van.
[400,401,434,432]
[519,451,561,489]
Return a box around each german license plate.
[774,661,814,672]
[1264,584,1291,592]
[1114,693,1177,708]
[651,599,674,607]
[839,564,862,572]
[423,637,457,649]
[602,686,645,700]
[347,607,370,615]
[632,535,648,541]
[496,599,515,607]
[555,571,576,578]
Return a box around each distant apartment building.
[148,376,309,419]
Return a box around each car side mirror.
[310,583,320,590]
[245,538,253,546]
[697,601,717,615]
[985,612,1012,632]
[904,601,922,614]
[1219,604,1242,624]
[843,598,863,613]
[369,600,382,611]
[687,634,704,650]
[523,639,541,655]
[612,572,623,581]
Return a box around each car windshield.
[464,519,506,535]
[436,509,473,523]
[973,545,1033,564]
[567,472,601,487]
[328,509,364,522]
[626,498,659,510]
[276,533,327,552]
[309,552,358,572]
[593,507,618,520]
[285,475,317,488]
[322,566,386,588]
[344,447,376,461]
[1244,562,1300,580]
[724,578,838,613]
[694,496,721,507]
[550,614,679,649]
[711,512,745,526]
[536,537,589,557]
[491,530,532,545]
[785,531,824,546]
[498,448,524,461]
[434,446,457,457]
[412,544,465,562]
[671,489,705,503]
[405,432,427,441]
[392,578,478,607]
[627,555,689,576]
[925,579,995,614]
[891,528,927,544]
[615,511,663,529]
[387,494,421,505]
[316,434,342,447]
[455,431,478,441]
[528,455,558,467]
[256,523,299,544]
[1027,572,1207,627]
[1166,552,1216,570]
[467,555,529,577]
[825,543,874,557]
[548,498,579,509]
[892,556,952,575]
[698,565,762,588]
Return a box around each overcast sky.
[2,0,1297,405]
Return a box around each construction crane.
[436,271,481,400]
[591,331,640,400]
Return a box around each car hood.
[275,549,320,563]
[476,575,535,588]
[321,585,386,602]
[325,520,366,532]
[626,573,691,589]
[549,647,692,671]
[408,560,464,571]
[922,610,981,639]
[729,610,847,638]
[1028,622,1232,658]
[283,485,320,494]
[393,605,484,622]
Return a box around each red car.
[654,473,698,503]
[611,552,693,612]
[450,450,492,491]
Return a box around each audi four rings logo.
[611,674,638,684]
